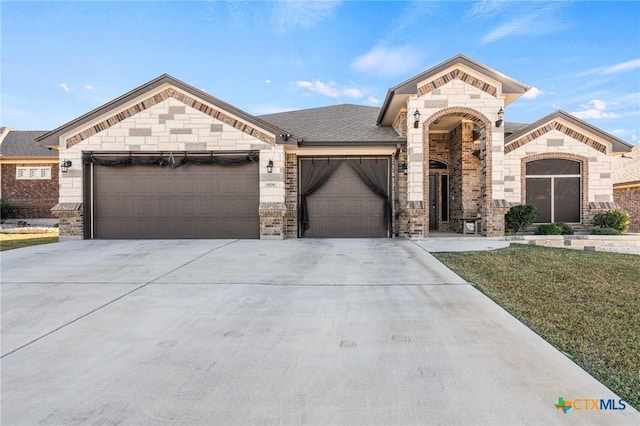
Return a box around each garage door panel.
[92,161,258,239]
[302,159,388,238]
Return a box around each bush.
[505,204,537,233]
[536,223,563,235]
[593,227,622,235]
[536,222,574,235]
[593,209,630,233]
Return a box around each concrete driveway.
[1,239,637,425]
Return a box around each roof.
[0,130,57,157]
[504,121,529,136]
[259,104,405,145]
[37,74,289,148]
[504,110,633,153]
[613,144,640,185]
[377,54,530,125]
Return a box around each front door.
[429,175,437,230]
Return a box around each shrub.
[536,222,575,235]
[593,209,630,233]
[593,227,622,235]
[536,223,563,235]
[558,222,574,235]
[505,204,537,233]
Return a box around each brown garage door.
[301,158,389,238]
[91,161,259,239]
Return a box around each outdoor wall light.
[60,159,72,173]
[401,162,408,175]
[267,159,274,173]
[413,109,421,128]
[495,108,504,128]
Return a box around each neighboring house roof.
[36,74,290,148]
[504,110,632,153]
[377,54,530,125]
[0,130,57,157]
[613,144,640,186]
[504,121,529,137]
[259,104,405,146]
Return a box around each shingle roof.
[0,130,57,157]
[504,121,529,136]
[613,144,640,185]
[259,104,405,145]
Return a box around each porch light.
[495,108,504,128]
[401,162,408,175]
[413,109,421,128]
[60,159,72,173]
[266,159,274,173]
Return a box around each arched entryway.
[422,108,493,235]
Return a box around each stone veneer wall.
[503,128,614,228]
[614,187,640,233]
[58,94,284,239]
[285,153,298,237]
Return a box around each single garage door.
[90,160,259,239]
[300,157,389,238]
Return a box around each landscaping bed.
[434,244,640,409]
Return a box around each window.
[16,166,52,180]
[525,159,581,223]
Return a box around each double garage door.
[89,160,259,239]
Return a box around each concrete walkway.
[1,239,637,425]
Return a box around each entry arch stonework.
[419,107,503,237]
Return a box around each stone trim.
[422,107,494,236]
[520,153,589,224]
[418,68,498,98]
[505,121,607,154]
[66,88,275,148]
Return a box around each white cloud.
[296,80,362,99]
[481,4,568,44]
[466,0,509,19]
[570,99,619,120]
[84,84,94,91]
[602,59,640,75]
[58,83,70,93]
[351,44,422,78]
[275,1,341,32]
[576,58,640,77]
[367,96,380,105]
[265,79,271,84]
[521,87,543,99]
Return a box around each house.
[0,127,59,225]
[35,54,634,240]
[612,144,640,233]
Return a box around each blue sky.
[2,1,639,144]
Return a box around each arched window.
[525,159,581,223]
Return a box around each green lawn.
[433,245,639,410]
[0,232,59,251]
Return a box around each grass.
[0,232,59,251]
[433,244,640,410]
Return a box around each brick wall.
[614,186,640,233]
[285,153,298,237]
[1,163,59,219]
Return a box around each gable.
[65,87,275,148]
[504,110,632,154]
[37,74,287,149]
[417,67,499,98]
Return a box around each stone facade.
[0,162,59,219]
[614,187,640,233]
[57,91,286,239]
